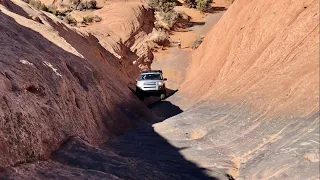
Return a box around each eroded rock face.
[86,1,155,71]
[160,0,319,178]
[0,2,155,167]
[182,0,319,115]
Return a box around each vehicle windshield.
[139,73,162,80]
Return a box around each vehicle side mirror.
[163,78,167,81]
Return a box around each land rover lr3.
[136,70,167,100]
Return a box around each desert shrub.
[160,10,178,29]
[184,0,196,8]
[57,15,64,20]
[29,0,41,9]
[29,0,48,11]
[154,21,166,30]
[149,0,177,13]
[83,15,94,23]
[77,0,97,10]
[196,0,210,12]
[65,15,77,25]
[47,5,66,16]
[150,29,169,45]
[28,0,49,11]
[40,3,48,11]
[47,5,57,14]
[86,0,97,9]
[70,0,81,6]
[177,11,190,21]
[192,37,203,49]
[22,0,30,4]
[76,2,85,10]
[93,15,102,22]
[82,15,101,23]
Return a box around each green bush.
[76,2,85,10]
[149,0,177,13]
[47,5,58,15]
[86,0,97,9]
[29,0,48,11]
[161,10,178,29]
[24,0,49,11]
[192,37,203,49]
[65,15,77,25]
[150,29,169,45]
[196,0,210,12]
[184,0,196,8]
[70,0,81,6]
[93,15,102,22]
[77,0,97,10]
[177,11,190,21]
[82,15,102,23]
[29,0,41,9]
[83,15,94,23]
[154,22,164,30]
[51,9,66,16]
[40,3,48,11]
[22,0,30,4]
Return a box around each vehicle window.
[139,74,162,80]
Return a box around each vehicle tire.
[136,88,144,101]
[139,95,144,101]
[160,93,166,100]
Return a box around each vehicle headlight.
[158,82,163,86]
[137,81,143,87]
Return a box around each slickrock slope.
[182,0,319,113]
[154,0,319,179]
[0,0,155,168]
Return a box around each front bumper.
[136,86,166,95]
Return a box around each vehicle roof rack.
[141,70,163,73]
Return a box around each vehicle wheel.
[136,88,144,101]
[139,95,144,101]
[160,93,166,100]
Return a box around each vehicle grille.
[144,82,156,85]
[143,82,157,89]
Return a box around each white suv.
[136,70,167,100]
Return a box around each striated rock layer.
[182,0,319,114]
[86,0,155,71]
[154,0,319,179]
[0,0,155,168]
